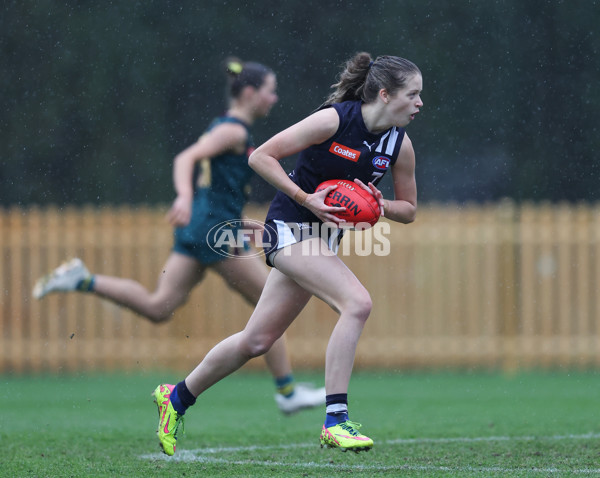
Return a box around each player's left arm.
[384,133,417,224]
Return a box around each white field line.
[139,433,600,474]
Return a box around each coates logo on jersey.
[329,142,360,162]
[372,156,390,170]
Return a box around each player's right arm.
[167,123,247,227]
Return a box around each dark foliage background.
[2,0,598,206]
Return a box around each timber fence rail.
[1,201,599,373]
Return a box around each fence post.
[496,199,518,371]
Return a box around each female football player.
[32,58,325,415]
[153,52,422,455]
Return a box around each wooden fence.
[1,201,600,373]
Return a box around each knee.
[240,333,276,358]
[146,311,173,324]
[145,297,184,323]
[346,287,373,322]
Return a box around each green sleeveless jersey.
[173,116,255,264]
[192,116,254,219]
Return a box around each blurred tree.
[1,0,598,206]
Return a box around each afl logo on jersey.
[372,156,390,170]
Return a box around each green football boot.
[152,384,184,456]
[320,420,373,453]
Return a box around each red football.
[315,179,381,228]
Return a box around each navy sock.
[275,374,295,397]
[170,380,196,415]
[76,275,95,292]
[325,393,349,427]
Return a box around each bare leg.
[185,238,372,398]
[211,254,294,379]
[271,238,372,395]
[185,266,312,396]
[92,252,205,322]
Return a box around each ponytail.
[323,52,421,106]
[223,57,273,99]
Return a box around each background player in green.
[32,58,325,414]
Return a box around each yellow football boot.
[320,420,373,453]
[152,384,184,456]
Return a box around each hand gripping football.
[315,179,381,228]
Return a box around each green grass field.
[2,370,599,477]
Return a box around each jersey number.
[371,172,384,183]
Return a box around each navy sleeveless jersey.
[265,100,406,224]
